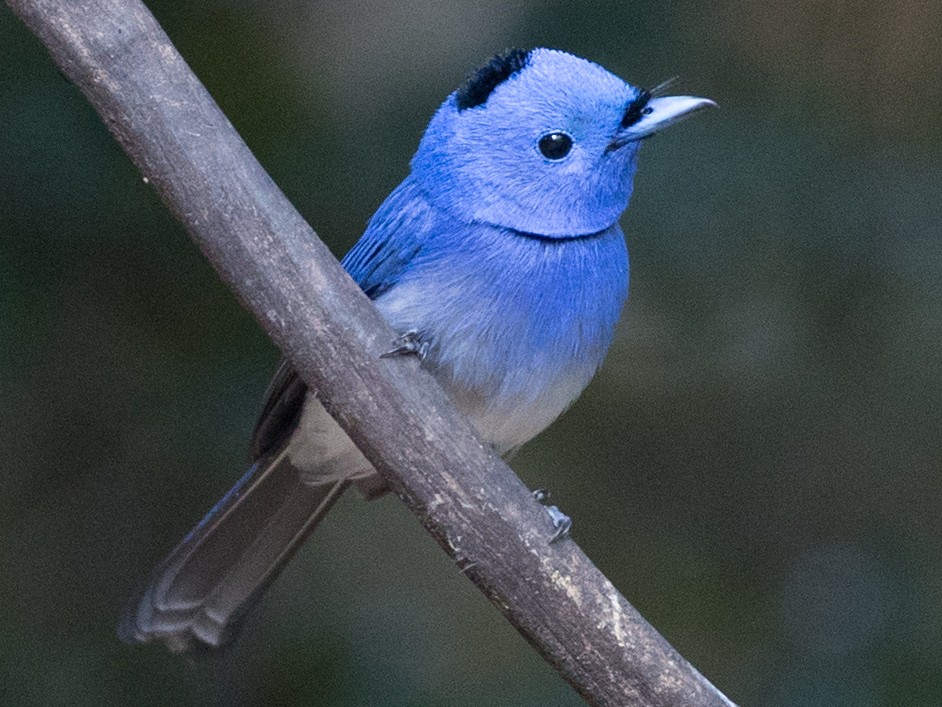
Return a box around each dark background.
[2,1,941,705]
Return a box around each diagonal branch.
[6,1,736,704]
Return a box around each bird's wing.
[341,177,436,299]
[248,178,436,460]
[248,358,307,460]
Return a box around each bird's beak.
[613,96,717,146]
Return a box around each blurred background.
[2,1,941,705]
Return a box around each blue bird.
[121,48,715,652]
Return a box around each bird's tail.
[120,447,353,653]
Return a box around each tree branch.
[6,1,736,704]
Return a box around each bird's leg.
[532,489,573,543]
[380,329,430,360]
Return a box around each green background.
[2,1,941,705]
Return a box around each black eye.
[538,132,573,160]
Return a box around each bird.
[120,47,715,653]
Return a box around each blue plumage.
[348,177,628,452]
[123,47,715,652]
[412,49,642,236]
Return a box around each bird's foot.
[532,489,572,544]
[380,330,430,360]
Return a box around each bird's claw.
[546,506,573,543]
[532,489,572,544]
[380,330,429,360]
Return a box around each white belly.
[374,278,604,455]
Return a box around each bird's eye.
[538,132,573,160]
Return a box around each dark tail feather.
[120,448,350,652]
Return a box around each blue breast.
[367,183,629,452]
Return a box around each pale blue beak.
[616,96,717,144]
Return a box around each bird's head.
[410,48,715,238]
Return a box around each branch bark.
[6,1,736,705]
